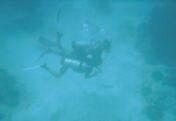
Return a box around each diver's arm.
[56,32,64,50]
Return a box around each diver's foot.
[40,63,48,69]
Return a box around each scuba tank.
[62,58,91,72]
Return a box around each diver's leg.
[84,68,93,79]
[41,64,68,78]
[84,67,99,79]
[57,65,68,77]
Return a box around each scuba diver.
[40,32,111,78]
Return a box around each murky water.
[0,1,176,121]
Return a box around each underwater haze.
[0,0,176,121]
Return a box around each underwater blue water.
[0,0,176,121]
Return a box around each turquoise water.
[0,1,176,121]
